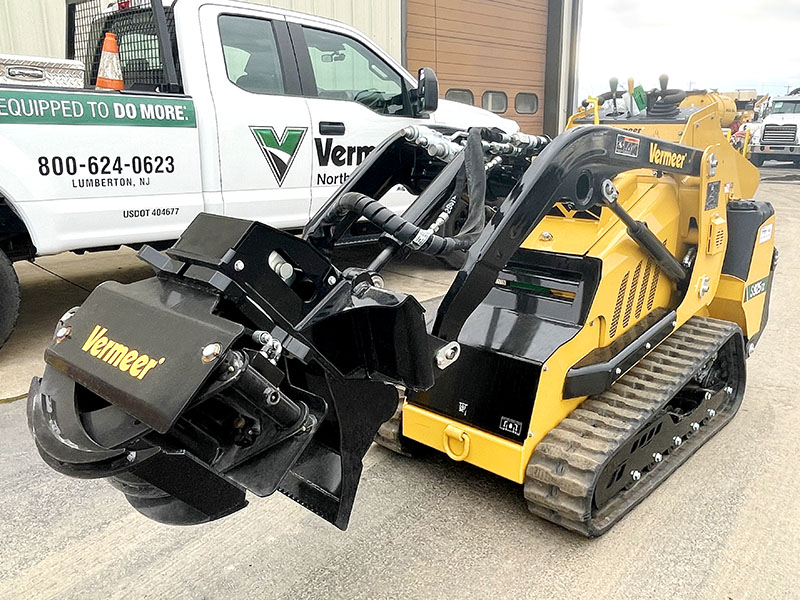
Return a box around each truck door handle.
[319,121,346,136]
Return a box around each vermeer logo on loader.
[81,325,165,380]
[251,126,307,186]
[649,143,687,169]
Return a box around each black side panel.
[44,279,244,434]
[722,201,774,281]
[409,345,541,443]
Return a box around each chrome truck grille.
[761,124,798,145]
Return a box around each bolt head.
[652,452,663,463]
[645,342,652,350]
[691,422,700,432]
[673,436,682,447]
[327,275,337,286]
[615,367,622,375]
[234,260,245,272]
[55,326,71,343]
[631,470,642,481]
[126,451,137,463]
[699,275,711,298]
[540,231,553,242]
[704,391,712,401]
[202,343,222,363]
[707,408,716,418]
[724,386,733,395]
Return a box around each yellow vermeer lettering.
[649,143,688,170]
[119,350,139,371]
[129,354,150,377]
[90,336,108,357]
[80,324,165,381]
[82,325,107,351]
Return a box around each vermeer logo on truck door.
[251,126,307,186]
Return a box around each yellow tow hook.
[443,424,470,461]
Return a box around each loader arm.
[434,125,702,339]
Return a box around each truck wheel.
[750,155,764,167]
[0,251,20,350]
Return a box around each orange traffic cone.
[95,32,124,90]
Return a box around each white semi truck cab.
[749,91,800,166]
[0,0,518,349]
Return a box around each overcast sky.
[578,0,800,100]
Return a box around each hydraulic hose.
[318,128,488,257]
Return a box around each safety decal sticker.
[759,223,773,244]
[251,126,307,186]
[614,133,640,158]
[499,416,523,437]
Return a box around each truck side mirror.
[415,67,439,116]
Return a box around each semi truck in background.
[0,0,518,350]
[748,89,800,166]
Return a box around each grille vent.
[761,124,797,145]
[647,267,660,310]
[609,272,629,338]
[635,260,652,319]
[623,261,642,328]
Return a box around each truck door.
[200,6,312,229]
[287,21,422,216]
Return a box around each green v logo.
[251,126,307,186]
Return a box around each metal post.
[150,0,181,93]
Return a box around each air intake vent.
[647,268,660,311]
[623,261,642,329]
[609,272,629,338]
[635,260,652,320]
[762,124,797,145]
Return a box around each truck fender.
[0,135,43,254]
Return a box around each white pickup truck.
[0,0,517,349]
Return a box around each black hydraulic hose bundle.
[319,128,488,257]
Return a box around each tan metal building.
[1,0,580,134]
[406,0,580,135]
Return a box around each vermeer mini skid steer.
[28,78,776,536]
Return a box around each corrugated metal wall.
[0,0,402,62]
[407,0,548,133]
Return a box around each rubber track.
[523,316,742,537]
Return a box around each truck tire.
[0,250,20,350]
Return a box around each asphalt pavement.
[0,175,798,600]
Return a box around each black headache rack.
[66,0,182,92]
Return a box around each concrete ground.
[1,177,798,600]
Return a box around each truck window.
[771,101,800,114]
[301,27,407,116]
[219,15,285,95]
